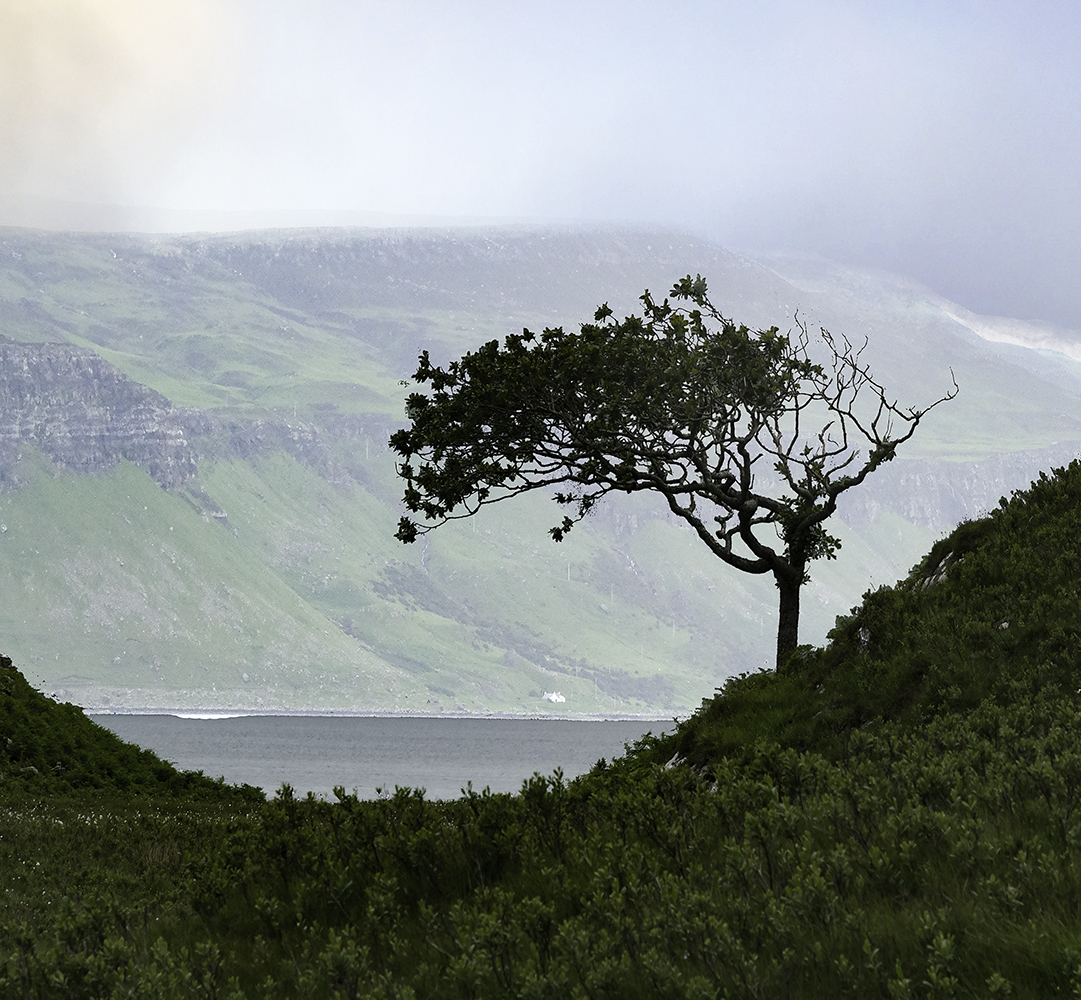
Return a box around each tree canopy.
[390,275,956,668]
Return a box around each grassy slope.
[762,253,1081,459]
[0,452,424,710]
[5,467,1081,995]
[0,652,258,797]
[0,226,1079,711]
[634,458,1081,771]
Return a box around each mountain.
[0,224,1078,713]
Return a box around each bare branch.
[392,274,956,665]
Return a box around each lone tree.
[390,276,956,669]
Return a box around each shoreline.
[88,709,679,723]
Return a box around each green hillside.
[6,463,1081,996]
[0,224,1079,712]
[637,457,1081,767]
[0,651,254,797]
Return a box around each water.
[89,715,672,800]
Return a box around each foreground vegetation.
[4,461,1081,997]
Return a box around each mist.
[2,1,1080,330]
[0,0,228,216]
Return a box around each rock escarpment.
[0,336,395,497]
[0,337,196,489]
[839,442,1081,530]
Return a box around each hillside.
[5,464,1081,996]
[0,652,255,797]
[642,457,1081,769]
[0,224,1079,712]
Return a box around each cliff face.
[0,338,196,489]
[839,443,1081,531]
[0,336,395,496]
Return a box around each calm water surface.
[90,715,672,800]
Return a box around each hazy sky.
[3,0,1080,328]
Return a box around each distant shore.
[89,709,678,722]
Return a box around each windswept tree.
[391,276,956,669]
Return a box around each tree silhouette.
[391,275,956,668]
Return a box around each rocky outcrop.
[838,444,1081,531]
[179,410,347,483]
[0,336,397,496]
[0,337,196,489]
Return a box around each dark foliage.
[651,459,1081,768]
[0,655,261,799]
[391,275,954,664]
[6,461,1081,996]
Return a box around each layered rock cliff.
[0,337,196,489]
[0,337,395,499]
[839,442,1081,530]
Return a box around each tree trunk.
[775,571,802,670]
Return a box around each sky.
[2,0,1079,330]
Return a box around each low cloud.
[0,0,230,211]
